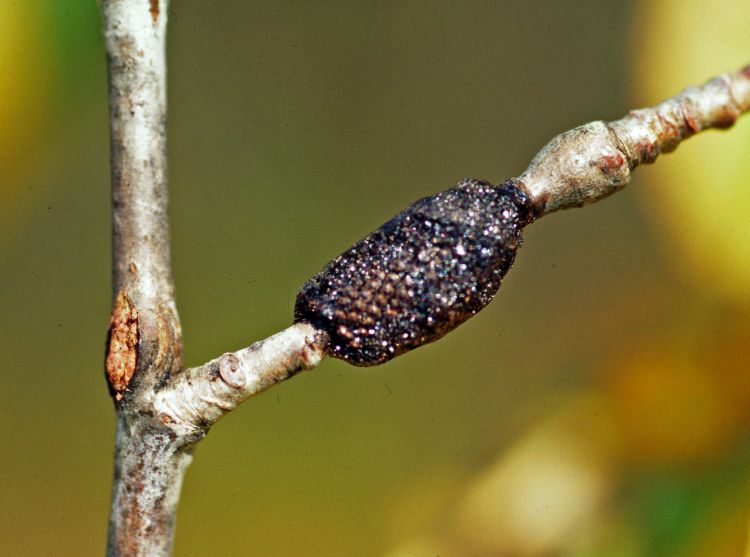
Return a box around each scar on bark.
[106,289,139,400]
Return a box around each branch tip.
[520,63,750,215]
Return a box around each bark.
[103,0,183,554]
[100,2,750,554]
[519,66,750,214]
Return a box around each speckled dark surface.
[295,178,534,366]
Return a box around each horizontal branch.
[154,63,749,436]
[154,323,329,439]
[519,64,750,214]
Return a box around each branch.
[102,1,184,556]
[154,64,750,434]
[154,323,328,439]
[519,65,750,214]
[105,0,181,401]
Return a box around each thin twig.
[519,65,750,214]
[154,323,328,438]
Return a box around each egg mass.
[295,178,534,365]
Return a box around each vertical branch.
[104,0,181,400]
[108,0,171,306]
[102,1,185,555]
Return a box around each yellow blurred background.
[0,2,748,556]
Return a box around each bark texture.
[103,1,184,555]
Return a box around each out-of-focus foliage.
[0,3,101,248]
[0,2,49,244]
[1,2,748,556]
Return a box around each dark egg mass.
[295,178,535,366]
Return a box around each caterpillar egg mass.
[295,178,535,366]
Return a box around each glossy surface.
[295,179,534,365]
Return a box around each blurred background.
[1,1,749,555]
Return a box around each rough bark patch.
[106,289,139,400]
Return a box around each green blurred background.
[1,2,749,556]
